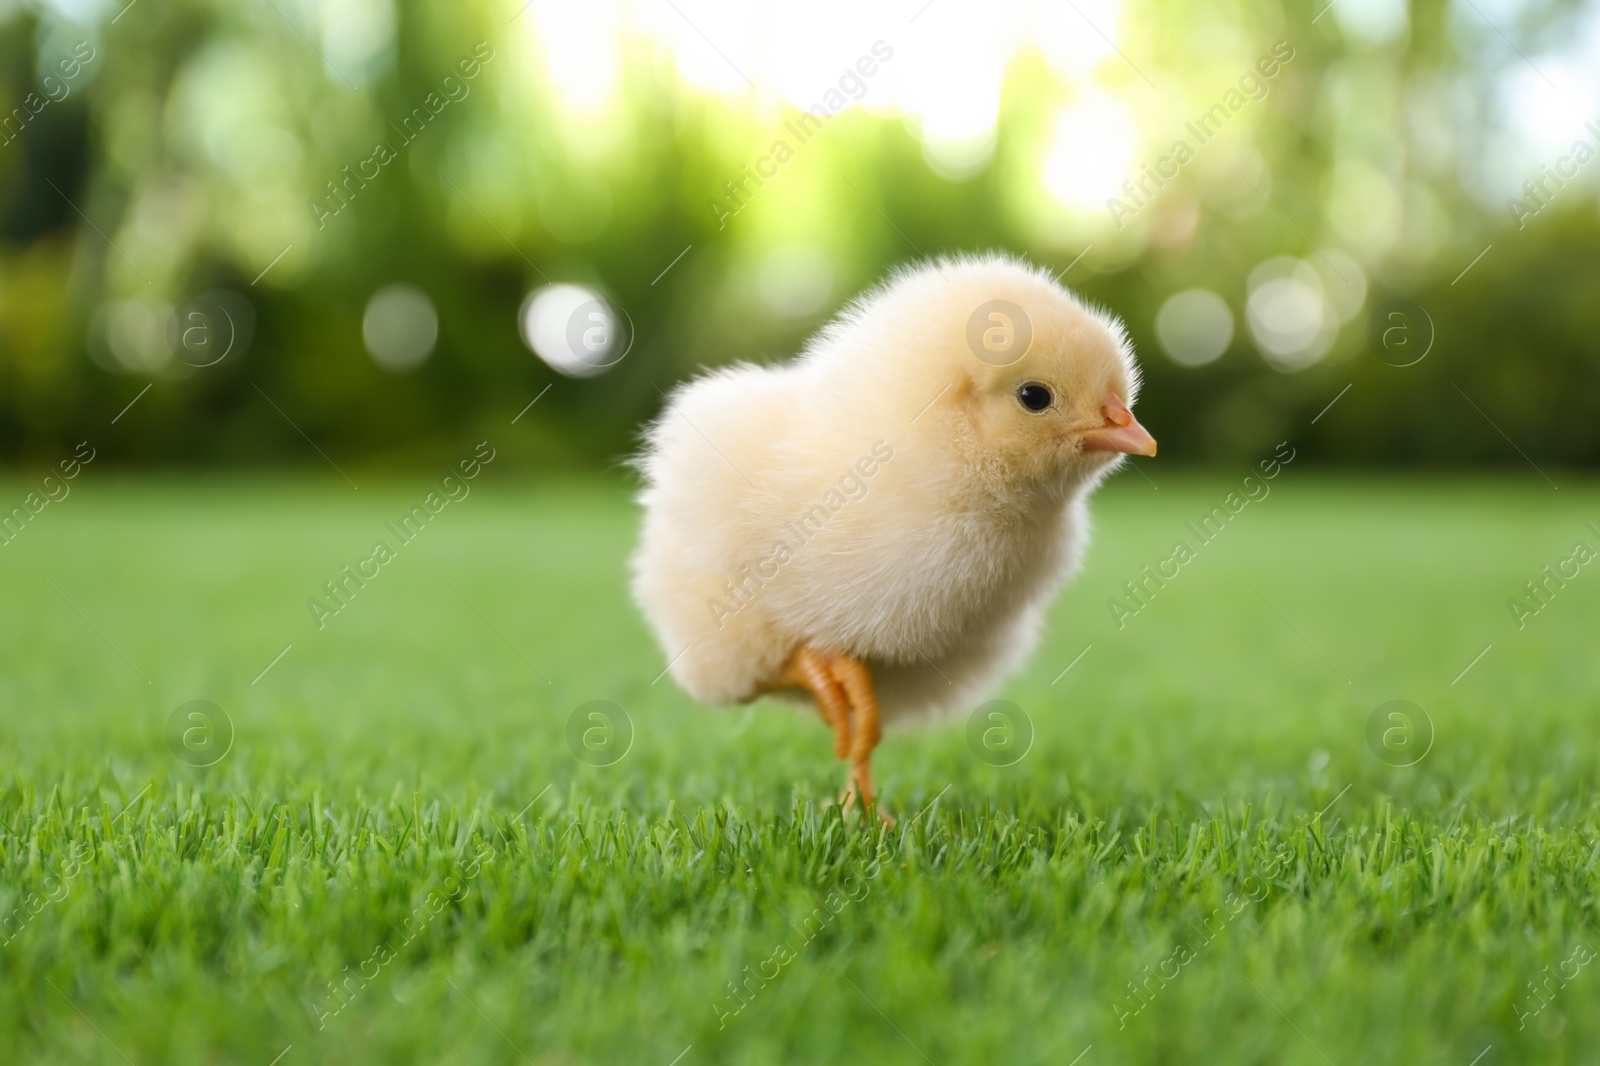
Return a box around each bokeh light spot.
[758,246,833,319]
[97,300,175,374]
[363,284,438,372]
[520,283,630,377]
[1156,289,1233,367]
[1044,97,1139,211]
[1247,257,1332,372]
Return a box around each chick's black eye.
[1017,383,1053,412]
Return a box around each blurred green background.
[2,0,1598,472]
[6,4,1600,1062]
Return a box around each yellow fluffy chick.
[632,253,1155,810]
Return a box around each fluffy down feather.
[632,252,1148,727]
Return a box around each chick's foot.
[829,654,886,817]
[768,645,890,822]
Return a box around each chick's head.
[922,258,1155,491]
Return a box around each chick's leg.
[828,655,884,815]
[774,646,852,759]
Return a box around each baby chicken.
[632,254,1154,810]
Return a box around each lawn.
[2,469,1598,1065]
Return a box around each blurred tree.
[0,0,1595,471]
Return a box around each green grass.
[3,469,1599,1065]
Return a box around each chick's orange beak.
[1081,396,1157,457]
